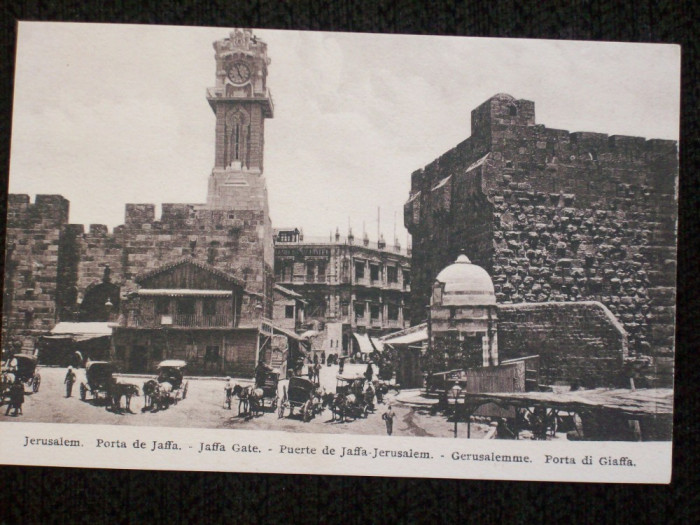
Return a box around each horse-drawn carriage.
[80,361,116,402]
[330,374,371,422]
[80,361,139,411]
[279,376,323,422]
[142,360,188,411]
[255,368,280,411]
[1,353,41,397]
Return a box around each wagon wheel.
[79,383,87,401]
[32,374,41,393]
[302,400,313,422]
[182,381,189,400]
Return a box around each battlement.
[124,204,155,227]
[7,194,70,228]
[409,94,678,195]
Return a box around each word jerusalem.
[23,436,81,447]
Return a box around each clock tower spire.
[206,28,274,209]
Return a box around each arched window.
[508,104,518,116]
[225,107,250,167]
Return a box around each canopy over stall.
[39,322,114,366]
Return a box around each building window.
[155,298,170,315]
[205,345,220,362]
[370,264,380,282]
[370,303,380,320]
[307,262,315,282]
[340,302,349,317]
[285,305,295,319]
[203,299,217,316]
[388,304,399,321]
[387,266,398,283]
[355,261,365,279]
[177,298,195,315]
[317,261,327,279]
[509,104,517,116]
[403,270,411,287]
[354,303,365,321]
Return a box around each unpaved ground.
[2,364,490,439]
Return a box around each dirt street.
[2,364,489,439]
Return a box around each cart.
[1,353,41,397]
[279,376,322,422]
[255,369,280,411]
[156,360,189,405]
[80,361,115,402]
[332,374,370,421]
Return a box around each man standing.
[382,404,396,436]
[224,377,234,409]
[64,366,77,398]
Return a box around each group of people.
[307,362,322,384]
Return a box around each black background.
[0,1,698,522]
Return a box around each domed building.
[430,254,498,369]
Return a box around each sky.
[9,22,680,243]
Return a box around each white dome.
[434,254,496,306]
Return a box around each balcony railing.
[303,274,328,283]
[128,313,235,328]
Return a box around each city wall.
[498,301,628,387]
[3,198,274,344]
[406,94,677,384]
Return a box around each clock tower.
[206,28,274,209]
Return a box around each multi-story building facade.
[273,228,411,356]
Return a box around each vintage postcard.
[1,22,678,483]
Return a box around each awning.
[138,289,233,297]
[383,327,428,346]
[46,322,113,342]
[352,332,379,354]
[271,324,306,342]
[299,330,321,339]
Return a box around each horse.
[142,379,168,412]
[109,381,139,412]
[231,384,263,417]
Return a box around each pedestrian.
[321,351,325,365]
[313,353,319,366]
[338,357,345,375]
[6,379,24,416]
[375,382,384,405]
[307,364,314,381]
[224,377,234,409]
[382,404,396,436]
[364,362,373,382]
[64,366,77,398]
[364,381,375,412]
[314,363,321,384]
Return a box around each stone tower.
[206,28,274,211]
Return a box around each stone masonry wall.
[3,197,274,342]
[3,195,69,350]
[498,302,628,387]
[406,94,678,384]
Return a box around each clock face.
[227,62,251,85]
